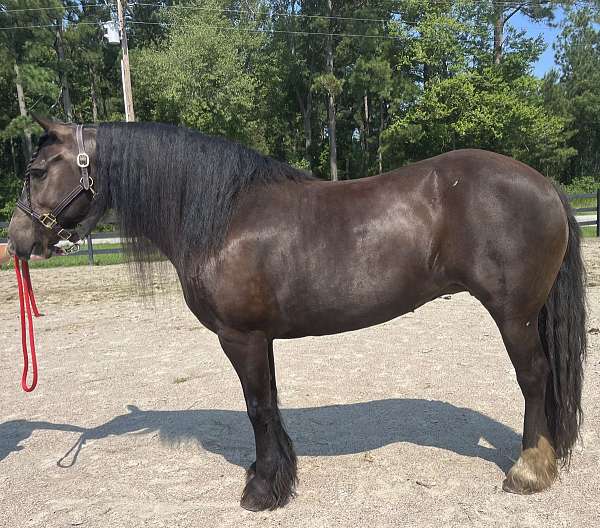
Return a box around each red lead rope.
[14,256,41,392]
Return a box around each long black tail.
[538,191,587,463]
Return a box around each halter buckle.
[77,153,90,168]
[56,228,73,241]
[40,213,58,229]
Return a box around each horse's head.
[7,116,100,260]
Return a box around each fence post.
[86,234,94,265]
[597,189,600,238]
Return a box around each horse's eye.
[30,168,46,179]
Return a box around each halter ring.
[80,176,95,196]
[63,243,80,254]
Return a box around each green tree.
[0,1,65,219]
[544,4,600,182]
[133,1,268,149]
[382,67,575,176]
[63,1,122,123]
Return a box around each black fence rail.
[1,189,599,264]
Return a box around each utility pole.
[55,18,73,121]
[116,0,135,121]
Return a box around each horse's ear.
[31,113,72,142]
[30,113,53,131]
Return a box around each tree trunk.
[14,62,32,159]
[55,19,73,121]
[493,5,505,65]
[378,99,385,174]
[290,0,312,167]
[326,0,338,181]
[423,63,431,86]
[295,87,313,167]
[362,92,370,176]
[327,91,338,181]
[90,66,99,122]
[100,93,108,120]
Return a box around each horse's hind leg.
[494,316,558,494]
[219,330,297,511]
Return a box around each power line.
[132,2,391,23]
[0,16,428,37]
[125,1,570,24]
[0,3,109,14]
[0,0,554,34]
[0,17,485,35]
[129,20,412,38]
[132,0,560,10]
[0,0,567,18]
[0,21,102,30]
[0,2,394,24]
[0,6,64,13]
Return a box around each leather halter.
[17,125,95,246]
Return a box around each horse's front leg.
[219,330,297,511]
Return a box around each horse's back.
[205,149,568,336]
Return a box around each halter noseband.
[17,124,95,247]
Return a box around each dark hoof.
[245,461,257,484]
[240,476,277,512]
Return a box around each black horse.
[7,117,586,511]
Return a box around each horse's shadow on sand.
[0,399,520,473]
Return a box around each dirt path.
[0,241,599,528]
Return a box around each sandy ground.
[0,241,599,528]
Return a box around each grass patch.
[570,198,596,212]
[563,177,598,212]
[80,242,123,250]
[582,226,598,238]
[1,252,125,270]
[1,241,126,270]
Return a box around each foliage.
[0,0,599,221]
[543,5,600,183]
[564,175,600,195]
[382,67,576,177]
[133,1,269,149]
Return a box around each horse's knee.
[246,397,278,425]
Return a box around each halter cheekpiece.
[17,124,95,248]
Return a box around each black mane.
[95,122,312,268]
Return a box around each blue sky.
[510,9,564,78]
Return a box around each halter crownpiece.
[16,124,95,249]
[76,124,91,191]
